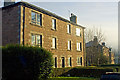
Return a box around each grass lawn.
[48,77,99,80]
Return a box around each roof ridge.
[2,1,85,29]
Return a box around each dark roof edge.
[2,1,85,29]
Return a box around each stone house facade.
[86,36,115,65]
[2,1,85,68]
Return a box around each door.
[61,57,65,68]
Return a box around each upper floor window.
[31,11,42,26]
[52,37,57,49]
[67,24,71,34]
[77,42,82,51]
[68,40,71,50]
[76,28,81,36]
[52,19,56,30]
[31,34,42,47]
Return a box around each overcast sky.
[0,0,119,50]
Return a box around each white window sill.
[51,28,56,31]
[77,50,81,52]
[51,47,57,50]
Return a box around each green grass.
[48,77,99,80]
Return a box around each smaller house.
[86,36,115,65]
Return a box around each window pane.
[77,57,79,63]
[78,43,80,51]
[77,43,80,51]
[80,43,82,51]
[68,41,70,50]
[68,57,72,66]
[52,38,55,48]
[77,43,79,50]
[37,14,40,25]
[31,12,36,23]
[69,25,71,33]
[76,28,80,36]
[55,57,57,68]
[67,25,70,33]
[40,14,42,26]
[31,34,35,46]
[68,41,71,50]
[52,19,56,29]
[80,57,82,65]
[36,35,40,46]
[40,35,42,47]
[68,57,70,66]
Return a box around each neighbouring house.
[86,36,115,65]
[2,1,86,68]
[118,53,120,64]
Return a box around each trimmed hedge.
[2,45,53,80]
[99,64,120,67]
[51,66,114,78]
[48,77,98,80]
[98,64,120,72]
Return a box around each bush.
[51,66,114,78]
[2,45,53,80]
[98,64,120,72]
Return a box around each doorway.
[61,57,65,68]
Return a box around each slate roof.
[2,1,85,29]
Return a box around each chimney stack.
[102,42,105,46]
[70,13,77,23]
[93,36,98,42]
[4,0,15,7]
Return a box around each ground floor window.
[77,57,82,65]
[68,57,72,67]
[54,57,57,68]
[61,57,65,68]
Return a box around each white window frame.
[68,40,71,50]
[31,34,42,47]
[31,11,42,26]
[68,57,72,67]
[31,34,36,46]
[52,19,56,30]
[52,37,56,49]
[77,42,82,51]
[67,24,71,34]
[76,28,81,36]
[77,57,82,65]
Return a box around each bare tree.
[85,27,108,66]
[85,27,105,43]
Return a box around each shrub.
[2,44,53,80]
[51,66,114,78]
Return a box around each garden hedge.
[2,45,53,80]
[51,66,114,78]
